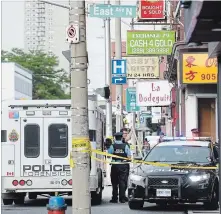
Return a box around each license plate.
[156,189,171,197]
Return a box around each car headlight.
[189,174,210,182]
[129,174,145,187]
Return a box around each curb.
[187,210,220,214]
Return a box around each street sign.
[111,76,127,84]
[111,59,127,85]
[126,88,140,112]
[89,4,137,18]
[139,115,144,124]
[66,24,79,44]
[112,59,127,75]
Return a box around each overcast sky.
[2,0,159,90]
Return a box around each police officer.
[106,132,131,203]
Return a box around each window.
[24,124,40,158]
[89,130,96,141]
[145,145,211,163]
[48,124,68,158]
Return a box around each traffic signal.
[95,86,110,99]
[103,86,110,99]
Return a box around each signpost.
[111,59,127,85]
[125,56,159,79]
[182,53,218,84]
[126,30,176,55]
[126,88,140,112]
[66,24,79,44]
[136,80,172,107]
[89,4,137,18]
[137,0,166,21]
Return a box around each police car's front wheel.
[128,200,144,210]
[203,183,219,210]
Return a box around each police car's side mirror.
[134,156,142,161]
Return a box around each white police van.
[2,97,105,205]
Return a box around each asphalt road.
[2,187,218,214]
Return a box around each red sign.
[138,0,165,20]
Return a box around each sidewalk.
[187,210,220,214]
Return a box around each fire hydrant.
[47,196,67,214]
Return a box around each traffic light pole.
[115,0,123,132]
[104,3,113,138]
[70,1,91,214]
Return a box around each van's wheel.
[28,193,37,200]
[3,199,13,205]
[204,183,219,210]
[91,189,102,205]
[14,197,25,205]
[128,200,144,210]
[91,169,102,205]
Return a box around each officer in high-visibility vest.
[105,132,131,203]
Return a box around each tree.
[1,48,70,99]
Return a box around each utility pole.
[115,0,123,132]
[104,0,113,138]
[70,1,91,214]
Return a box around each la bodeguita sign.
[136,80,171,107]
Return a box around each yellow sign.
[124,56,159,79]
[182,53,218,84]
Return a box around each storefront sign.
[182,53,218,84]
[138,0,165,21]
[136,80,171,107]
[126,88,140,112]
[124,56,159,79]
[151,107,162,124]
[126,30,176,55]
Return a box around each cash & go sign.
[136,80,171,107]
[124,56,159,79]
[182,53,217,84]
[126,30,175,55]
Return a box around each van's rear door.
[20,118,43,177]
[43,118,71,177]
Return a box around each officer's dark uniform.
[106,132,131,203]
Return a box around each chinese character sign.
[182,53,218,84]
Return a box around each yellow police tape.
[69,138,91,167]
[69,139,218,170]
[69,147,218,169]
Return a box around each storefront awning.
[185,1,221,43]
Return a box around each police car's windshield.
[145,145,211,163]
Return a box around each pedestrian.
[120,128,131,189]
[105,132,131,203]
[142,138,150,156]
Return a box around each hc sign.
[112,59,127,75]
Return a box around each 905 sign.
[201,73,216,81]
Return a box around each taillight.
[12,180,18,186]
[68,179,72,185]
[26,180,32,186]
[61,179,68,186]
[19,180,25,186]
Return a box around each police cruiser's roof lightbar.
[162,137,211,142]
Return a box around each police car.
[128,137,219,210]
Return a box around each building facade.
[1,62,33,101]
[24,0,69,73]
[1,62,33,131]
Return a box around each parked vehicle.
[2,99,105,205]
